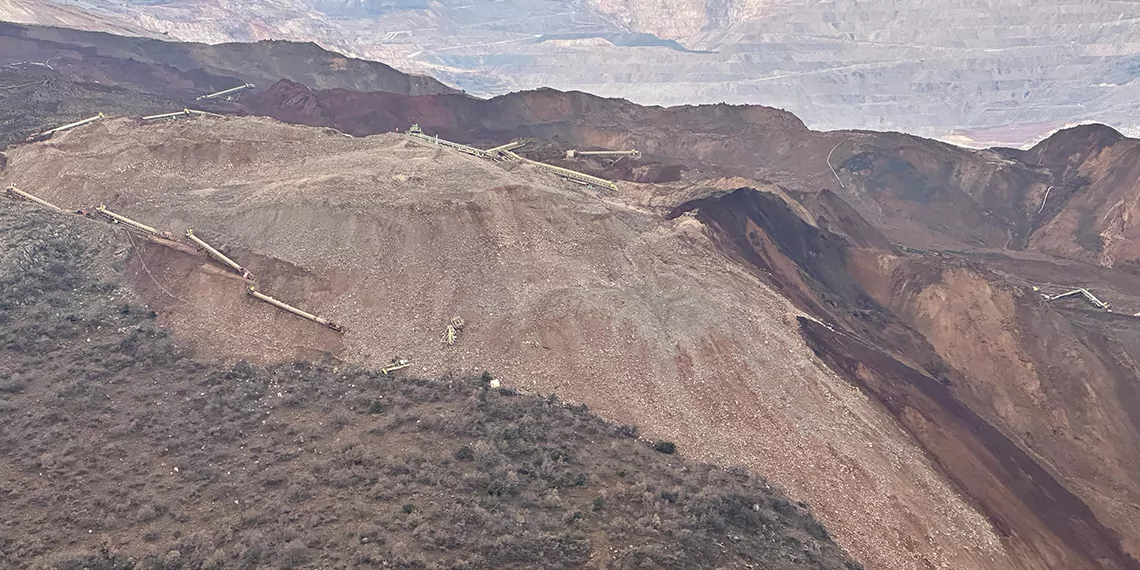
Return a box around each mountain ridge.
[2,0,1139,143]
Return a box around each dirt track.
[1,116,1010,570]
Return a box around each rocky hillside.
[0,21,457,146]
[2,0,1138,143]
[0,21,456,96]
[0,202,857,570]
[3,24,1140,570]
[3,114,988,570]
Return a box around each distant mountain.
[0,20,457,96]
[2,0,1138,144]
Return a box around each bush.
[591,497,605,511]
[368,400,384,414]
[0,375,27,394]
[454,445,475,461]
[653,441,676,454]
[402,504,415,514]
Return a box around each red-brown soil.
[671,187,1140,570]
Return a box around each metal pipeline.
[143,110,192,121]
[502,151,619,191]
[565,149,641,159]
[142,109,225,121]
[1046,288,1110,310]
[26,113,105,142]
[5,185,64,212]
[405,124,494,159]
[184,229,253,280]
[195,83,255,101]
[488,141,525,153]
[96,204,162,235]
[247,287,343,332]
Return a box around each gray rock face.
[2,0,1137,144]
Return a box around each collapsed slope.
[673,188,1140,570]
[0,202,856,570]
[241,80,1057,253]
[1012,125,1140,270]
[246,80,1140,276]
[1,116,1007,570]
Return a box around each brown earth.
[238,79,1058,253]
[0,201,858,570]
[1011,125,1140,270]
[1,116,1005,570]
[3,23,1140,570]
[671,188,1140,570]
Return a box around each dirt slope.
[1011,125,1140,270]
[0,23,1096,257]
[242,80,1059,253]
[0,64,188,148]
[1,116,1010,570]
[670,188,1140,570]
[0,201,858,570]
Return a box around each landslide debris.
[233,82,1140,570]
[0,64,179,147]
[1016,125,1140,268]
[0,202,856,569]
[674,187,1140,570]
[1,116,1006,570]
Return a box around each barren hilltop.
[2,21,1140,570]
